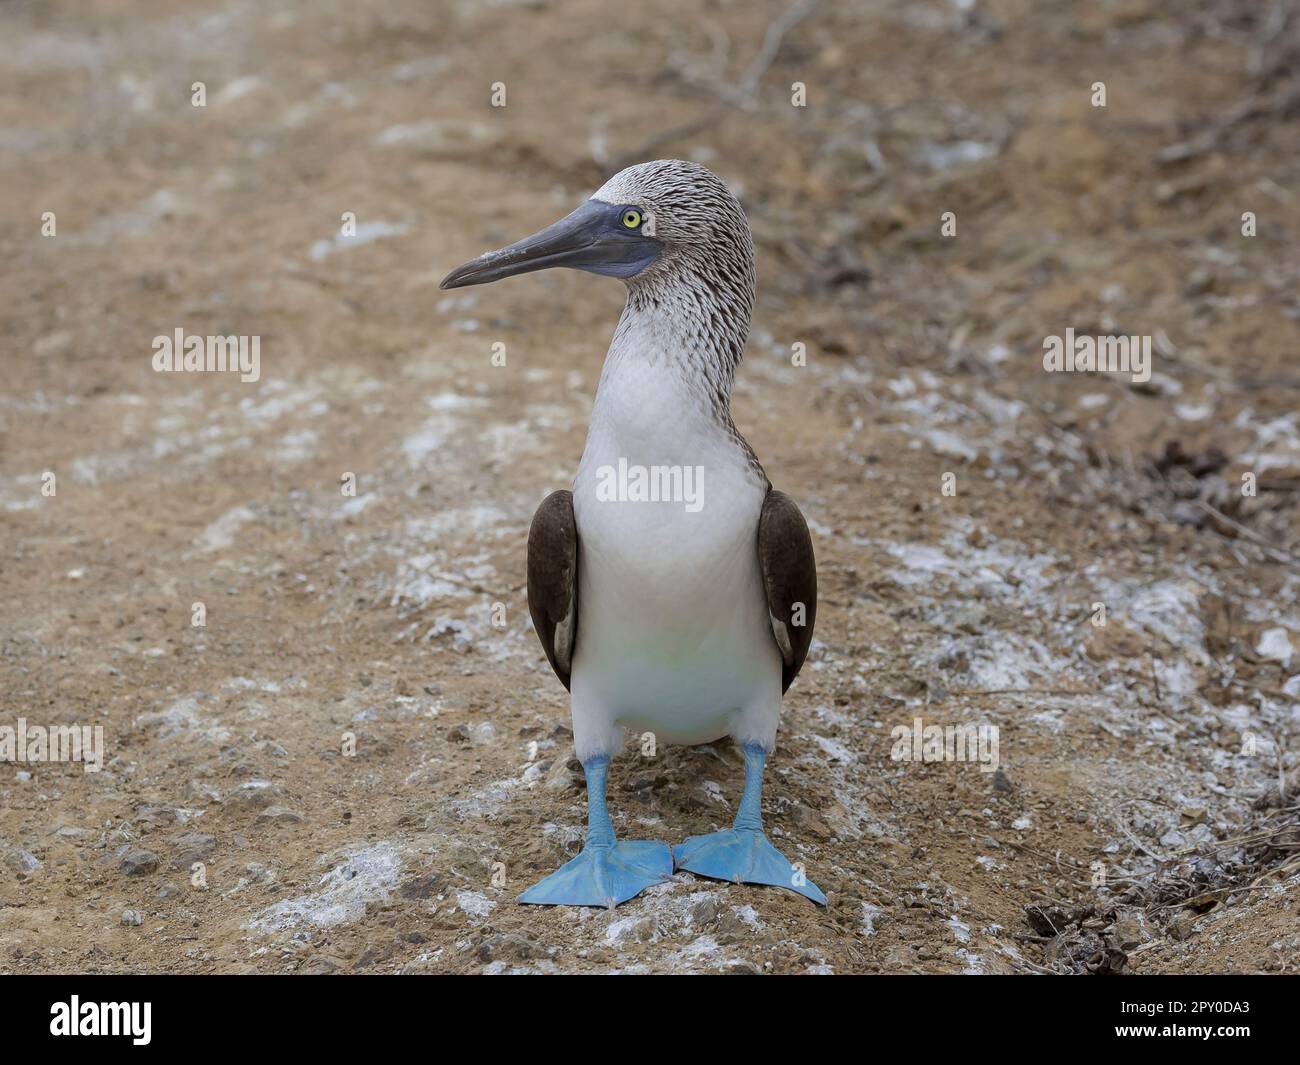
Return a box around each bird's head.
[439,159,753,292]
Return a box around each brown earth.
[1,0,1298,974]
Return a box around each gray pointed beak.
[440,199,661,289]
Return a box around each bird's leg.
[732,743,768,833]
[673,743,827,904]
[517,756,673,909]
[582,754,616,847]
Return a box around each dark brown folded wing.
[527,490,578,690]
[758,489,817,693]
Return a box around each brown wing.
[758,489,817,693]
[527,490,578,691]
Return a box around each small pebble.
[120,848,160,875]
[255,805,304,825]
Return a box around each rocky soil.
[2,0,1298,973]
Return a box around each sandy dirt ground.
[2,0,1299,975]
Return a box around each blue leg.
[518,756,673,908]
[674,745,827,905]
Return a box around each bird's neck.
[606,254,755,409]
[584,257,764,482]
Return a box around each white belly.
[566,358,782,761]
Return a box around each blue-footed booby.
[441,159,824,907]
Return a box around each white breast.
[566,344,782,760]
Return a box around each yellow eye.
[622,209,642,229]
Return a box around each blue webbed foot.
[674,828,827,905]
[519,754,672,908]
[517,840,673,909]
